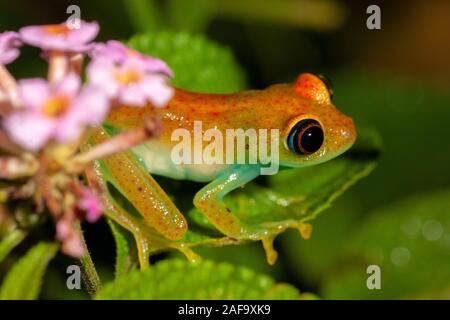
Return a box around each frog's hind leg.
[87,128,198,269]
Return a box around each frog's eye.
[287,119,324,155]
[294,73,332,104]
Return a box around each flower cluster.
[0,21,173,256]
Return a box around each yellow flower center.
[44,24,71,35]
[125,48,140,58]
[43,95,71,117]
[115,69,142,85]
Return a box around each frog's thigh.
[103,150,188,240]
[193,165,260,238]
[91,128,188,241]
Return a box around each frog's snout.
[335,115,357,152]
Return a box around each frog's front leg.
[193,165,261,239]
[194,165,285,264]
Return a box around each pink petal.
[141,56,173,77]
[0,31,22,64]
[78,188,103,223]
[53,117,83,143]
[65,21,99,47]
[55,85,109,142]
[75,85,110,125]
[139,75,174,108]
[19,21,99,52]
[0,49,20,65]
[89,40,173,77]
[118,86,147,107]
[56,219,71,240]
[55,73,81,97]
[88,40,126,61]
[86,58,119,97]
[18,78,50,111]
[62,233,85,257]
[3,112,55,151]
[125,54,173,78]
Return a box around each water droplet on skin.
[390,246,411,267]
[422,219,444,241]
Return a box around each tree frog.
[89,73,356,268]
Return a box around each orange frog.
[89,73,356,268]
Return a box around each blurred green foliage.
[0,230,26,264]
[324,190,450,299]
[0,242,58,299]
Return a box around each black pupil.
[299,124,324,154]
[288,119,324,155]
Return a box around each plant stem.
[75,221,102,297]
[48,51,69,85]
[66,116,162,173]
[0,65,19,108]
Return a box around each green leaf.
[322,190,450,299]
[128,31,246,93]
[0,242,58,300]
[96,259,300,299]
[0,229,26,264]
[107,218,138,278]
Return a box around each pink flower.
[63,234,84,257]
[3,74,109,151]
[0,32,22,64]
[90,40,173,77]
[56,218,71,240]
[56,219,84,257]
[87,57,174,108]
[78,187,103,223]
[19,21,99,52]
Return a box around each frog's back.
[105,85,298,182]
[106,89,248,182]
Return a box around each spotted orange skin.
[107,73,356,173]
